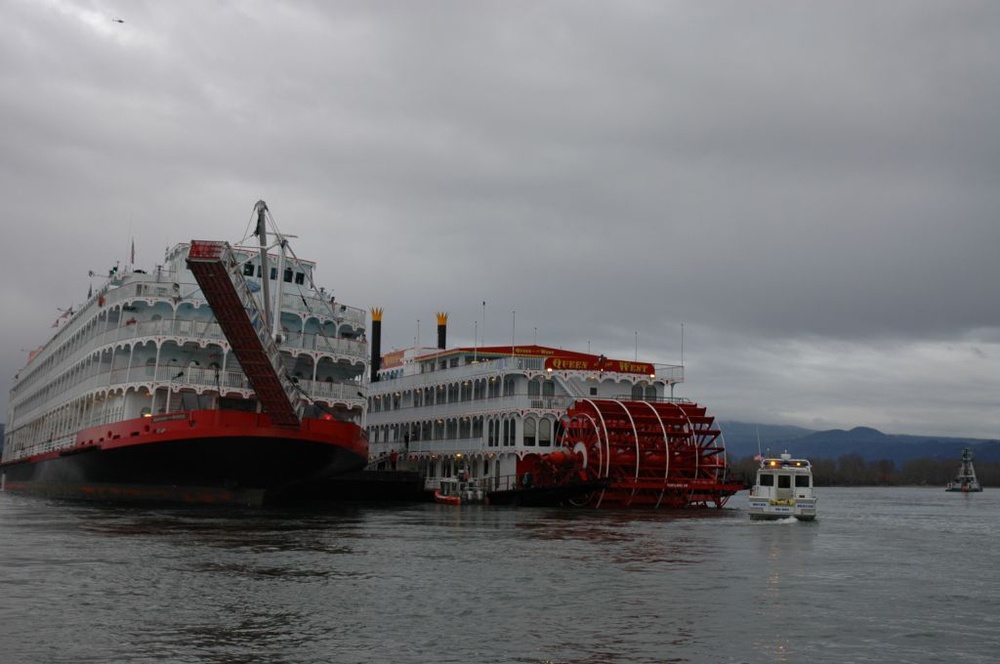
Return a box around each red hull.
[0,410,368,506]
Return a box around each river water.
[0,487,996,663]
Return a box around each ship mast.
[254,200,272,335]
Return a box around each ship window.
[243,263,255,277]
[631,385,643,400]
[283,268,293,283]
[778,475,791,489]
[295,272,305,285]
[270,267,277,280]
[523,417,536,446]
[589,387,598,396]
[795,475,810,488]
[758,474,774,486]
[538,419,552,447]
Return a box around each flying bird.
[112,18,124,24]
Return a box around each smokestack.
[436,311,448,350]
[370,307,383,382]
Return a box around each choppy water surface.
[1,488,996,663]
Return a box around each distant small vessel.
[946,448,982,493]
[748,452,817,521]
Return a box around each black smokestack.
[370,307,383,382]
[436,311,447,350]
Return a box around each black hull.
[1,436,366,507]
[486,479,609,507]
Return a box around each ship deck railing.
[366,392,693,426]
[392,435,560,457]
[101,270,368,329]
[12,317,368,401]
[9,365,366,427]
[97,319,368,359]
[17,275,368,388]
[368,395,575,423]
[373,356,684,392]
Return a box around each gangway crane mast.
[186,201,303,427]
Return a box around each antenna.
[511,310,515,356]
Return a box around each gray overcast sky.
[2,0,998,438]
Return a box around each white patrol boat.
[747,452,817,521]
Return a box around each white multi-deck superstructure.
[2,201,369,504]
[365,313,743,508]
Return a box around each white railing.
[367,394,571,425]
[12,315,367,414]
[375,356,548,393]
[17,273,368,393]
[374,355,684,396]
[9,362,366,428]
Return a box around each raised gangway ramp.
[187,240,302,427]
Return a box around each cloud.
[2,0,998,438]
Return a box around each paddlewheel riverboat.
[1,201,368,506]
[365,312,744,508]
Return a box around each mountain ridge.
[720,420,1000,463]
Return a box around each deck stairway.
[187,240,302,427]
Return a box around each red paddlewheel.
[515,450,590,488]
[557,399,742,509]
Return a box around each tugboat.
[747,452,817,521]
[946,448,983,493]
